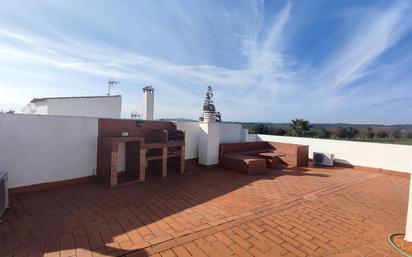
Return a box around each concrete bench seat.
[235,148,274,155]
[222,154,266,175]
[219,141,309,174]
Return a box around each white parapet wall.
[219,123,245,143]
[23,95,122,119]
[405,175,412,242]
[198,122,220,165]
[176,121,200,160]
[177,120,412,172]
[175,121,249,162]
[256,134,412,173]
[0,113,98,188]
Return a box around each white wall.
[23,96,122,119]
[198,122,220,165]
[219,123,244,143]
[176,121,200,159]
[22,102,48,114]
[244,130,257,142]
[256,134,412,173]
[405,176,412,241]
[0,113,98,188]
[168,122,412,173]
[176,121,248,161]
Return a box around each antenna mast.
[130,111,140,119]
[107,78,119,96]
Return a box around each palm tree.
[287,119,312,137]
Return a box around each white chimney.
[142,85,154,120]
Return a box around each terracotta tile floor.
[0,164,409,257]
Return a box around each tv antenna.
[130,111,140,120]
[107,78,119,96]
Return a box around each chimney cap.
[142,85,154,92]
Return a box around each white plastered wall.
[22,96,121,118]
[0,113,98,188]
[198,122,220,165]
[176,121,200,160]
[256,134,412,173]
[219,123,244,143]
[405,177,412,242]
[175,121,248,161]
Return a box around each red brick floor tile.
[171,246,191,257]
[1,165,409,257]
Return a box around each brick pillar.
[162,147,167,177]
[180,145,185,174]
[139,149,146,182]
[110,151,118,187]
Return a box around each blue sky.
[0,0,412,124]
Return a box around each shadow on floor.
[1,163,343,257]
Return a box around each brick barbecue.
[97,119,185,186]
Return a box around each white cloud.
[0,2,296,119]
[0,1,411,123]
[321,0,412,90]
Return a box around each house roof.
[30,95,121,103]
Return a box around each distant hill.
[312,123,412,131]
[159,118,412,132]
[159,118,198,122]
[238,122,412,132]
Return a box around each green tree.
[215,112,222,122]
[274,128,287,136]
[376,131,388,139]
[199,86,222,122]
[366,127,375,140]
[203,86,216,112]
[287,119,312,137]
[249,123,269,134]
[346,127,360,139]
[392,130,402,139]
[311,127,331,139]
[335,127,348,139]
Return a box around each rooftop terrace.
[0,164,408,257]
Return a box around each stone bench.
[221,153,266,174]
[219,141,309,174]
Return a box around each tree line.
[245,119,412,140]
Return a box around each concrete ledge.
[9,176,96,195]
[334,162,410,178]
[308,158,409,177]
